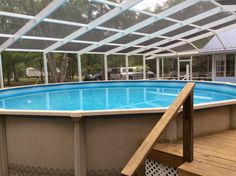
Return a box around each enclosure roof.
[1,0,236,59]
[202,28,236,53]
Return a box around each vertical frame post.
[104,55,108,81]
[162,58,164,79]
[183,91,194,162]
[77,54,82,82]
[143,56,146,79]
[43,53,49,84]
[125,55,129,80]
[0,54,4,88]
[177,57,180,80]
[190,56,193,80]
[186,64,190,81]
[212,54,215,81]
[235,53,236,78]
[156,57,160,80]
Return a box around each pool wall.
[1,103,236,176]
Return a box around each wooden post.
[183,92,194,162]
[0,117,8,176]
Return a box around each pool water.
[0,81,236,111]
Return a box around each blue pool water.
[0,81,236,111]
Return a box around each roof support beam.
[0,0,66,52]
[77,0,200,55]
[105,7,221,55]
[44,0,143,53]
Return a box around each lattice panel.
[8,163,74,176]
[145,159,178,176]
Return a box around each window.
[215,54,235,77]
[226,54,235,77]
[215,54,225,77]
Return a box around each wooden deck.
[152,130,236,176]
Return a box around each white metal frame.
[43,53,49,84]
[146,17,236,59]
[105,6,223,55]
[0,54,3,88]
[77,54,82,82]
[0,0,67,52]
[156,58,160,80]
[77,0,200,55]
[44,0,143,53]
[0,0,235,86]
[125,55,129,80]
[143,56,146,79]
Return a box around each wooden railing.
[121,83,195,176]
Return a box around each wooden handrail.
[121,82,195,176]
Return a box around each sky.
[133,0,168,11]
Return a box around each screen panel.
[48,1,114,24]
[76,29,117,42]
[138,37,164,46]
[102,11,149,30]
[91,45,117,53]
[119,47,140,53]
[194,12,231,26]
[164,26,195,37]
[0,37,7,45]
[137,19,176,34]
[0,17,29,34]
[56,42,91,52]
[0,0,53,15]
[113,34,142,45]
[168,2,217,21]
[26,22,81,38]
[171,43,195,52]
[9,39,54,50]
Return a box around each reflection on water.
[0,87,235,111]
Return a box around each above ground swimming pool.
[0,80,236,112]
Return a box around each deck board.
[153,130,236,175]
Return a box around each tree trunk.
[12,64,19,82]
[39,59,43,83]
[47,53,59,83]
[7,70,10,85]
[59,54,69,82]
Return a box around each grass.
[4,77,80,87]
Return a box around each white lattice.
[145,159,178,176]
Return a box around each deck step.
[178,161,236,176]
[150,130,236,176]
